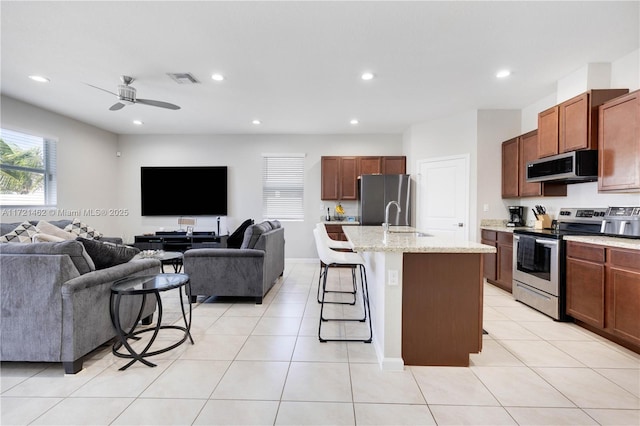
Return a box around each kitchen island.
[342,226,496,370]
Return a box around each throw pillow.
[0,221,39,243]
[227,218,254,249]
[64,218,103,239]
[32,233,66,243]
[36,220,77,240]
[76,237,140,270]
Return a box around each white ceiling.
[1,1,638,135]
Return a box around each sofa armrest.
[1,254,80,362]
[184,249,265,299]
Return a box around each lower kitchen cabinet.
[566,241,640,351]
[566,243,606,327]
[481,230,513,292]
[325,224,347,241]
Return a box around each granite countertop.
[564,235,640,251]
[320,220,360,225]
[343,226,496,254]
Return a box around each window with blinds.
[262,154,305,221]
[0,128,57,207]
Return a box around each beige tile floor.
[2,261,639,425]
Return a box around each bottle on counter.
[326,208,331,221]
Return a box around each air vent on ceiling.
[167,73,200,84]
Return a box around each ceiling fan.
[87,75,180,111]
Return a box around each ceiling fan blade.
[109,102,126,111]
[85,83,118,96]
[136,98,181,110]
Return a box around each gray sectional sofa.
[184,220,285,304]
[0,220,160,373]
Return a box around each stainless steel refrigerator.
[359,174,411,225]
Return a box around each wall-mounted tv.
[141,166,228,216]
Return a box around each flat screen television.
[141,166,228,216]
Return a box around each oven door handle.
[513,235,558,246]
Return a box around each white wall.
[115,133,403,258]
[0,95,122,235]
[476,110,521,224]
[403,109,480,240]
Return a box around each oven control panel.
[606,206,640,217]
[558,208,607,222]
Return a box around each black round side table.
[110,273,194,370]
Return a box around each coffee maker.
[507,206,525,227]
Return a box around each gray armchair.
[184,221,284,304]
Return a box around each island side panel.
[401,252,484,366]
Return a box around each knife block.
[534,214,552,229]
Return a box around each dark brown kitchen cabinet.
[502,131,567,199]
[324,224,347,241]
[538,89,629,159]
[358,156,407,176]
[358,157,382,175]
[598,89,640,192]
[481,230,512,293]
[566,241,640,352]
[538,106,560,158]
[321,156,358,200]
[566,242,606,327]
[501,138,519,198]
[382,156,406,174]
[481,230,498,282]
[322,156,406,200]
[607,248,640,347]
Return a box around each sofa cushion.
[0,221,39,243]
[240,221,273,249]
[64,218,103,239]
[36,220,77,240]
[76,237,139,270]
[0,240,95,274]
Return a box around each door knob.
[454,223,464,227]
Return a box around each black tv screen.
[141,166,228,216]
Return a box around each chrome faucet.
[383,201,401,232]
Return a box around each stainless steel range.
[512,206,640,321]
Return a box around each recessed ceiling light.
[28,75,50,83]
[361,72,375,81]
[496,69,511,78]
[211,73,224,81]
[350,119,359,125]
[132,120,144,125]
[252,119,261,125]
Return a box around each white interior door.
[416,154,469,240]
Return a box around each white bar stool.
[313,228,372,343]
[315,223,357,304]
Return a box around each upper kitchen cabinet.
[358,157,383,175]
[382,156,406,174]
[501,137,519,198]
[502,131,566,198]
[357,156,406,176]
[598,89,640,192]
[321,156,358,200]
[537,89,629,158]
[322,156,406,200]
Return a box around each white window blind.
[262,154,305,221]
[0,128,57,207]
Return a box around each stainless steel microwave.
[526,150,598,184]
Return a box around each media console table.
[133,231,228,252]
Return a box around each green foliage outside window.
[0,138,45,195]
